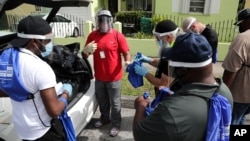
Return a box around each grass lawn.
[121,71,156,97]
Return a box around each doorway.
[108,0,118,17]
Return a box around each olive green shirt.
[133,79,233,141]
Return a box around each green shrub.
[134,32,153,39]
[115,11,152,35]
[151,15,168,28]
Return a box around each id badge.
[100,51,105,58]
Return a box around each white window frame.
[173,0,220,14]
[126,0,152,11]
[189,0,206,13]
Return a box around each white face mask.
[41,41,53,57]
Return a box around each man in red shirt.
[82,9,131,137]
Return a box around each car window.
[56,15,69,22]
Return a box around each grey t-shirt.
[222,29,250,103]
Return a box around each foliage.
[115,11,152,35]
[151,14,168,28]
[115,11,151,21]
[134,32,153,39]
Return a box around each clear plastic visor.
[97,16,112,23]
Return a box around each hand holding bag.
[58,97,76,141]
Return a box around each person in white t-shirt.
[0,16,72,141]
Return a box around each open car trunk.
[0,1,98,140]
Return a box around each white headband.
[17,32,54,40]
[169,58,212,68]
[153,28,179,37]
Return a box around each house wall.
[245,0,250,8]
[91,0,108,16]
[54,21,231,61]
[5,4,35,16]
[121,0,127,11]
[154,0,238,25]
[54,37,230,62]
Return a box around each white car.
[0,0,97,141]
[32,13,80,37]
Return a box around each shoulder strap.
[0,45,12,52]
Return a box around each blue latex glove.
[63,83,73,97]
[137,53,152,63]
[134,65,148,76]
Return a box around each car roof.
[0,0,91,46]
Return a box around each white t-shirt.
[11,48,57,140]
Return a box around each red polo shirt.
[84,29,130,81]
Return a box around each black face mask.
[239,25,245,33]
[173,67,188,79]
[169,68,189,91]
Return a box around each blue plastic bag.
[59,108,76,141]
[144,87,174,116]
[126,52,143,88]
[205,93,231,141]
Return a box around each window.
[126,0,152,11]
[172,0,221,14]
[35,6,41,12]
[189,0,205,13]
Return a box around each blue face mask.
[41,42,53,57]
[157,40,163,48]
[158,39,169,49]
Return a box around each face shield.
[96,16,113,33]
[168,65,189,91]
[153,28,179,56]
[185,18,199,33]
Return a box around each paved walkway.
[78,96,136,141]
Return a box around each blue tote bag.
[0,47,31,101]
[205,93,231,141]
[59,108,76,141]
